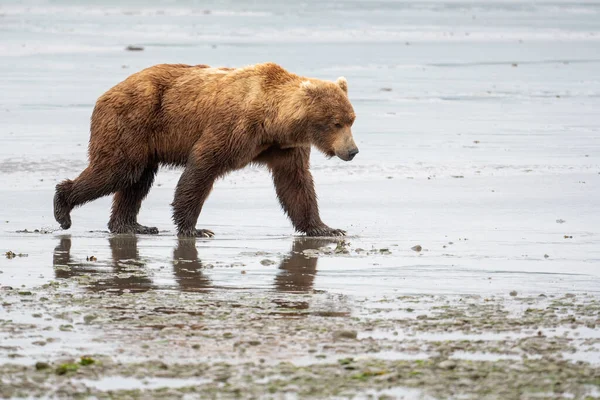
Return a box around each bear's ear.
[336,77,348,94]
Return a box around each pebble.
[302,249,319,256]
[35,362,50,370]
[438,360,457,370]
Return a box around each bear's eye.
[334,123,343,129]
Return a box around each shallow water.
[1,0,599,398]
[79,376,211,391]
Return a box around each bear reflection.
[53,236,99,280]
[274,238,338,293]
[53,236,338,294]
[172,238,212,291]
[53,235,154,293]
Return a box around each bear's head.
[299,77,358,161]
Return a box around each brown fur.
[54,62,358,237]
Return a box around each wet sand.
[1,0,600,398]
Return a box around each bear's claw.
[108,223,159,235]
[134,224,159,235]
[177,228,215,238]
[305,226,346,237]
[195,229,215,238]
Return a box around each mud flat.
[1,237,600,398]
[1,0,600,398]
[1,275,600,398]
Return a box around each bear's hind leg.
[54,180,75,230]
[108,164,159,234]
[55,165,126,230]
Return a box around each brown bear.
[54,62,358,237]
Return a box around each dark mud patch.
[0,280,599,398]
[2,357,599,399]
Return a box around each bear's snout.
[347,148,359,161]
[335,145,359,162]
[333,133,359,162]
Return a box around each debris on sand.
[509,290,518,297]
[564,235,573,239]
[260,259,276,266]
[16,228,53,234]
[35,362,50,371]
[86,256,97,262]
[411,245,422,252]
[380,87,392,92]
[125,45,144,51]
[334,241,351,254]
[556,219,566,224]
[5,251,28,259]
[79,356,95,366]
[544,254,550,259]
[333,330,358,340]
[55,363,79,375]
[318,246,334,255]
[302,249,319,258]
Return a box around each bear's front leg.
[267,147,346,237]
[171,153,222,238]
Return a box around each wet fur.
[54,62,356,237]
